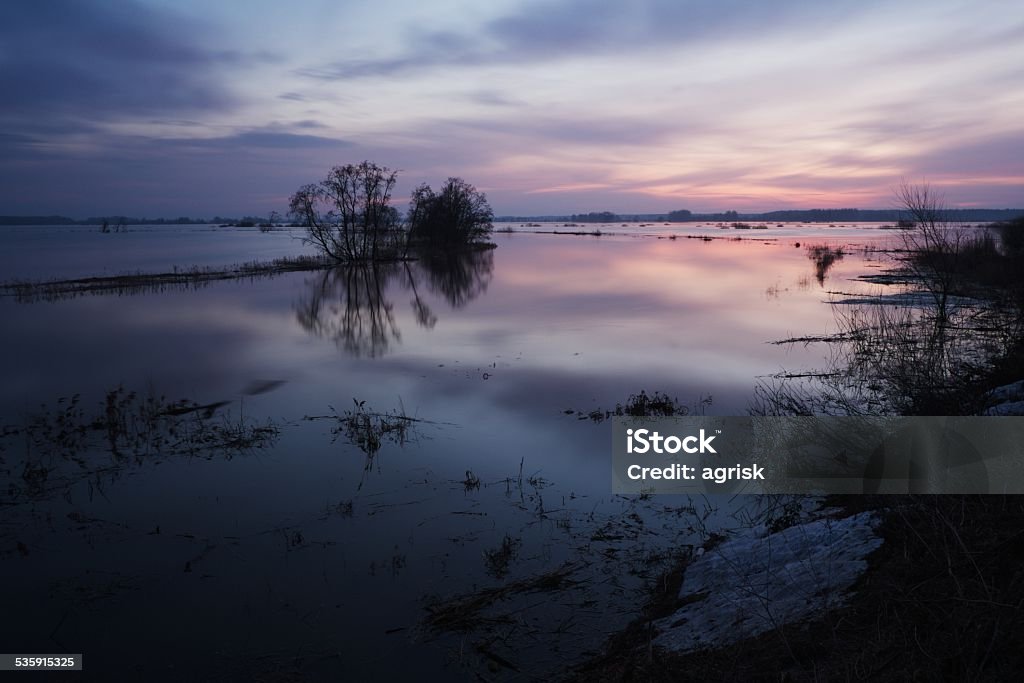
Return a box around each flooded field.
[0,223,898,680]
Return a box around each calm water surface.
[0,224,895,680]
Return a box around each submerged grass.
[422,562,581,633]
[567,390,713,422]
[331,398,415,457]
[2,386,279,506]
[482,533,522,579]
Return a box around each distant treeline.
[496,207,1024,223]
[6,206,1024,227]
[0,215,271,226]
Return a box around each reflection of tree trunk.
[295,265,399,357]
[404,262,436,329]
[293,269,332,337]
[341,265,399,356]
[294,249,496,357]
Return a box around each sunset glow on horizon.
[1,0,1022,217]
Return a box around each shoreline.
[570,487,1024,681]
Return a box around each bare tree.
[894,180,968,327]
[895,180,945,228]
[289,161,403,262]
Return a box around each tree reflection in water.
[417,249,494,308]
[295,249,494,357]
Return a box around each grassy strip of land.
[0,254,335,302]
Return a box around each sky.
[1,0,1022,217]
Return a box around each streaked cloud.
[0,1,244,120]
[300,0,878,80]
[0,0,1021,216]
[154,130,351,151]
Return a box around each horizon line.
[3,206,1024,224]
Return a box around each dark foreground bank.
[571,494,1024,682]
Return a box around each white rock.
[988,380,1024,403]
[654,511,883,653]
[984,400,1024,416]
